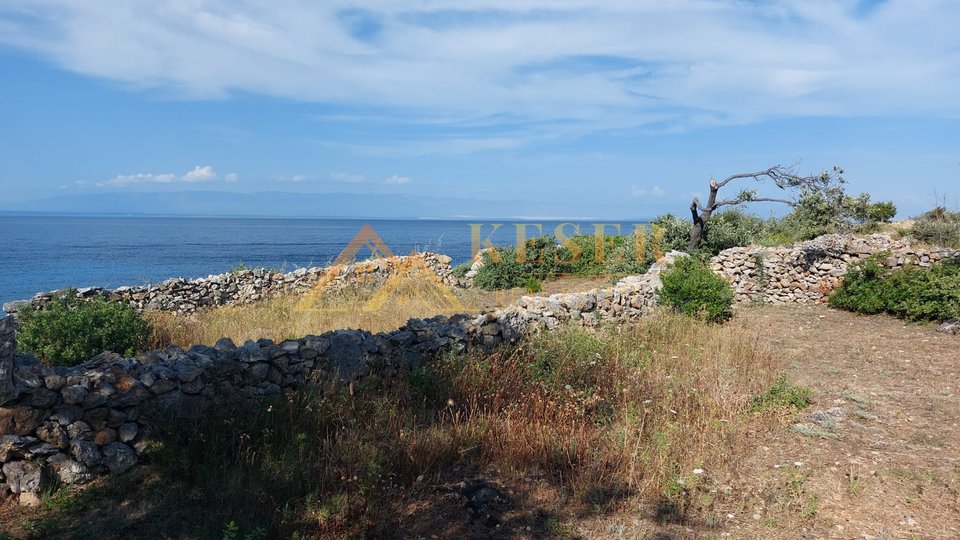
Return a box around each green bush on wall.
[16,291,151,366]
[657,256,734,323]
[829,257,960,322]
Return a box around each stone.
[101,442,138,474]
[0,316,17,405]
[36,422,69,449]
[94,428,117,446]
[174,360,204,383]
[118,423,138,443]
[937,319,960,335]
[0,405,46,435]
[0,435,37,461]
[46,452,93,484]
[70,440,103,467]
[66,420,92,440]
[2,460,45,493]
[61,384,89,405]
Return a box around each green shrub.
[472,233,653,290]
[16,291,151,366]
[826,258,890,315]
[657,257,734,323]
[829,257,960,322]
[910,208,960,248]
[524,276,543,294]
[750,375,813,412]
[451,262,471,279]
[701,210,768,253]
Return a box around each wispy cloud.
[98,165,221,187]
[385,175,412,185]
[0,0,956,139]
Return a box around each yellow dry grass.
[146,274,615,349]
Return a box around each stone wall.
[0,254,683,498]
[3,253,456,316]
[711,234,958,304]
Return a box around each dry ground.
[576,304,960,539]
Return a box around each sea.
[0,215,647,314]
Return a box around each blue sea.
[0,216,644,313]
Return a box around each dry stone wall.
[3,253,456,316]
[711,234,958,304]
[0,255,683,498]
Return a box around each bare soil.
[579,304,960,539]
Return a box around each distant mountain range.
[1,190,660,221]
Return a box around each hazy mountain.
[1,191,658,220]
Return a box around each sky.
[0,0,958,218]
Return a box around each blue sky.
[1,0,958,218]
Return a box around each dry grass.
[4,313,783,539]
[145,274,615,349]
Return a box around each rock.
[61,384,89,405]
[0,406,46,435]
[19,492,42,507]
[101,442,137,474]
[70,440,102,467]
[0,316,17,405]
[937,319,960,335]
[174,360,204,383]
[0,435,37,461]
[36,422,69,449]
[66,420,92,440]
[46,452,93,484]
[2,460,45,493]
[94,428,117,446]
[118,423,138,443]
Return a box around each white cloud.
[652,186,666,197]
[632,184,666,198]
[0,1,957,136]
[385,175,412,185]
[330,172,365,183]
[99,165,224,187]
[224,172,238,182]
[98,172,176,187]
[182,165,217,182]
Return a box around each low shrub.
[909,207,960,248]
[15,291,151,366]
[524,276,543,294]
[451,262,472,279]
[657,256,734,323]
[750,375,813,412]
[829,257,960,322]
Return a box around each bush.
[471,233,653,290]
[451,262,471,279]
[657,257,734,323]
[910,207,960,248]
[750,375,812,412]
[16,291,151,366]
[523,276,543,294]
[826,258,890,315]
[829,258,960,322]
[701,210,768,253]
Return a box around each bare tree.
[688,165,842,250]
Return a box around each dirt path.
[721,304,960,539]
